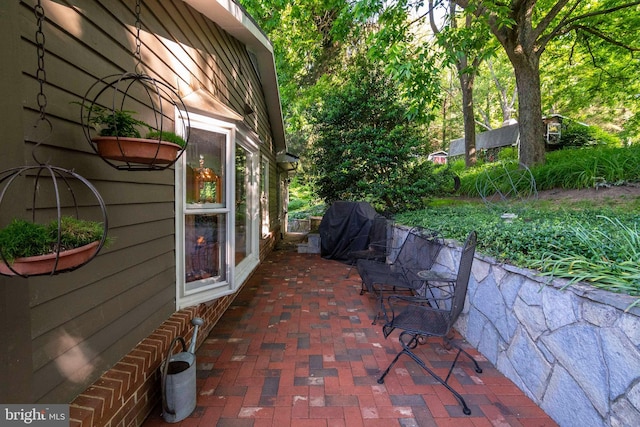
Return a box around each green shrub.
[457,145,640,195]
[497,146,518,161]
[558,121,621,148]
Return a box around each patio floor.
[143,234,558,427]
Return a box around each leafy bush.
[497,146,518,161]
[309,54,449,214]
[458,145,640,195]
[557,120,621,148]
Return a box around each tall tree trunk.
[510,52,546,166]
[459,70,477,167]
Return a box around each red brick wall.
[69,300,229,427]
[68,232,279,427]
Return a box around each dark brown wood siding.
[3,0,278,403]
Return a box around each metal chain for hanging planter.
[79,0,190,171]
[0,1,109,277]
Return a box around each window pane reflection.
[235,146,251,265]
[185,214,226,287]
[186,128,225,206]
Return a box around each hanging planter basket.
[0,165,109,277]
[80,72,190,171]
[92,136,182,165]
[0,241,100,277]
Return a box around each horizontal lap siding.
[14,0,274,403]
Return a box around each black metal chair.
[345,216,393,278]
[377,230,481,416]
[356,227,444,324]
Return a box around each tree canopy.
[240,0,640,179]
[309,54,457,213]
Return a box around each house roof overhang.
[181,0,286,154]
[277,152,299,175]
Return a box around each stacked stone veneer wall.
[392,227,640,427]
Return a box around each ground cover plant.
[397,145,640,309]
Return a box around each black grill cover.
[319,201,382,261]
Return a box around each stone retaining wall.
[394,227,640,427]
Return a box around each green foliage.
[532,216,640,298]
[146,130,187,148]
[497,146,517,161]
[396,205,640,301]
[54,217,107,250]
[534,146,640,190]
[0,217,107,263]
[309,55,450,214]
[557,121,621,148]
[79,103,152,138]
[458,145,640,195]
[0,220,50,263]
[287,176,326,219]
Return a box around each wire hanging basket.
[0,0,109,277]
[80,72,190,171]
[79,0,189,171]
[0,164,109,277]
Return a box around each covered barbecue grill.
[318,201,385,262]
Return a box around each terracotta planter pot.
[0,241,100,276]
[93,136,181,164]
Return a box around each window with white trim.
[175,112,260,308]
[260,157,270,238]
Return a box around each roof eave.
[181,0,286,154]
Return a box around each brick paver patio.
[143,237,558,426]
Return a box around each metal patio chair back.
[345,216,393,278]
[377,230,481,415]
[356,227,444,324]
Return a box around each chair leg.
[404,345,472,415]
[379,332,474,416]
[372,286,391,325]
[346,264,354,278]
[377,349,403,384]
[444,342,483,379]
[378,338,418,384]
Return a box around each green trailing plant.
[146,130,187,148]
[0,217,109,264]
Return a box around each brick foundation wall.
[68,232,279,427]
[69,298,236,427]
